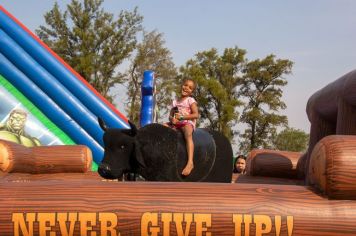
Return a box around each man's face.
[9,112,27,131]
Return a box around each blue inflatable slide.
[0,6,133,169]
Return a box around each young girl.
[165,79,199,176]
[233,155,247,174]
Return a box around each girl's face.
[181,80,195,97]
[235,158,246,173]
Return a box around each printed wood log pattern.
[308,135,356,199]
[296,153,308,179]
[247,149,303,179]
[234,174,304,185]
[0,140,92,173]
[305,69,356,180]
[1,175,356,235]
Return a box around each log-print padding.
[247,149,303,179]
[308,135,356,200]
[1,177,356,235]
[0,140,92,173]
[305,69,356,180]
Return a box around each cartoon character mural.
[0,76,74,147]
[0,109,41,147]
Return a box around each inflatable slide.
[0,6,129,170]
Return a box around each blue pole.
[140,70,156,127]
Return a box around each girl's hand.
[170,113,179,124]
[171,116,179,125]
[174,113,184,121]
[174,113,180,120]
[171,117,178,124]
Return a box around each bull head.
[98,118,139,179]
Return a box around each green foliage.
[36,0,143,101]
[272,127,309,152]
[179,47,246,140]
[124,30,177,125]
[36,1,297,151]
[238,55,293,153]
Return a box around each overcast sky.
[1,0,356,136]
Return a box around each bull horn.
[128,120,137,136]
[98,117,108,131]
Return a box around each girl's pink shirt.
[172,96,197,129]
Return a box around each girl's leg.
[163,122,177,130]
[181,125,194,176]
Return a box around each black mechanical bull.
[98,118,233,182]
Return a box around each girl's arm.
[177,103,199,121]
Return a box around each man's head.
[7,109,28,133]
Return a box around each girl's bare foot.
[182,162,194,176]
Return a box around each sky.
[1,0,356,136]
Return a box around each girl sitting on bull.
[164,79,199,176]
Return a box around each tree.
[124,30,177,125]
[36,0,143,101]
[179,47,246,140]
[272,127,309,152]
[238,54,293,153]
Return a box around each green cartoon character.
[0,109,41,147]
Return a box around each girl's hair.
[235,155,246,160]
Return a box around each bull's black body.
[98,119,233,183]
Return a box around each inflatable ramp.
[0,6,129,169]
